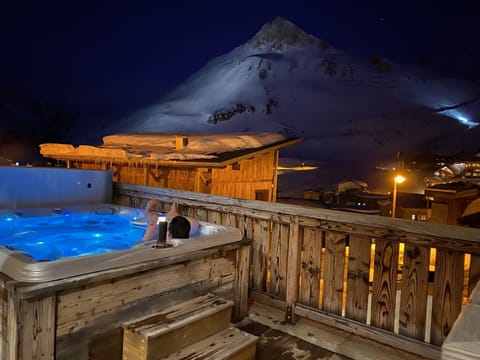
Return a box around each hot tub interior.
[0,204,242,283]
[0,205,146,261]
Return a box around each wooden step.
[164,326,258,360]
[122,293,234,360]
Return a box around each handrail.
[113,183,480,359]
[442,281,480,359]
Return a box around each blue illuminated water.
[0,208,146,261]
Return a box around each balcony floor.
[239,320,352,359]
[239,302,431,360]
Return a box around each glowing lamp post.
[392,175,405,218]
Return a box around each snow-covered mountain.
[2,17,479,193]
[102,16,479,167]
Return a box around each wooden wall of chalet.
[210,152,277,201]
[68,150,278,202]
[77,162,204,192]
[144,167,200,192]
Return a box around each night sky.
[1,1,478,114]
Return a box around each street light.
[392,175,405,218]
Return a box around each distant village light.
[394,175,405,184]
[392,175,406,218]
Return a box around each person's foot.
[146,198,160,211]
[166,200,179,220]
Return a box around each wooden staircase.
[122,293,257,360]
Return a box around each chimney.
[175,136,188,150]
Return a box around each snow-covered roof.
[40,132,301,166]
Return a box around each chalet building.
[40,133,301,202]
[425,181,479,225]
[424,153,480,187]
[379,192,430,221]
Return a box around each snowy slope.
[3,16,479,194]
[103,17,480,167]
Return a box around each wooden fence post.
[285,216,300,324]
[234,243,251,322]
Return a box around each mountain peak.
[248,16,318,50]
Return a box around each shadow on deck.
[239,320,352,360]
[239,302,429,360]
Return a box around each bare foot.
[166,200,179,220]
[146,198,160,212]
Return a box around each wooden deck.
[238,302,430,360]
[239,321,352,360]
[112,184,480,360]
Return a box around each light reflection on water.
[0,212,145,262]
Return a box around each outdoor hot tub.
[0,204,243,283]
[0,168,249,359]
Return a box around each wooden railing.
[442,281,480,359]
[113,183,480,360]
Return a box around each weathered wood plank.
[192,206,208,222]
[114,183,480,254]
[164,326,258,360]
[431,250,465,346]
[242,216,254,289]
[109,184,480,351]
[322,231,346,315]
[88,328,122,360]
[224,213,239,228]
[346,235,371,323]
[123,293,233,359]
[294,303,441,360]
[15,244,243,300]
[299,227,322,308]
[21,296,56,360]
[251,218,270,292]
[55,277,233,360]
[371,239,399,331]
[207,209,223,225]
[0,277,7,360]
[234,245,251,321]
[268,222,288,298]
[56,256,235,336]
[6,289,18,360]
[285,216,300,323]
[399,244,430,340]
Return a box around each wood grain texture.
[399,244,430,340]
[0,277,7,360]
[123,293,233,359]
[371,239,399,331]
[268,222,288,298]
[346,235,371,323]
[299,228,322,308]
[234,245,251,321]
[6,289,18,360]
[251,219,270,292]
[322,231,346,315]
[56,257,235,336]
[114,183,480,254]
[285,216,301,323]
[431,250,465,346]
[21,296,56,360]
[109,184,480,351]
